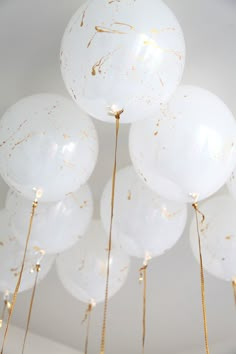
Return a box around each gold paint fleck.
[87,24,128,48]
[10,267,18,272]
[154,131,158,136]
[0,120,28,148]
[63,134,70,139]
[91,53,112,76]
[80,200,88,209]
[225,235,232,240]
[143,40,182,61]
[0,241,3,246]
[80,5,88,27]
[11,133,31,150]
[63,160,75,168]
[120,266,129,272]
[127,190,132,200]
[95,25,127,35]
[113,22,135,31]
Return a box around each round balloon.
[100,166,187,259]
[0,94,98,202]
[130,85,236,203]
[190,195,236,281]
[56,220,130,304]
[0,209,55,293]
[6,184,93,254]
[60,0,185,123]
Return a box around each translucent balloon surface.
[0,94,98,202]
[0,210,54,293]
[101,166,187,259]
[61,0,185,123]
[130,85,236,203]
[190,195,236,281]
[56,220,130,304]
[6,184,93,254]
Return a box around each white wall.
[180,338,236,354]
[0,324,81,354]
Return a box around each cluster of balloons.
[0,0,236,306]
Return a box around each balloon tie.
[82,300,96,354]
[192,202,210,354]
[99,109,123,354]
[21,263,41,354]
[139,254,151,354]
[1,193,39,354]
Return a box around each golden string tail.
[1,196,39,354]
[99,108,123,354]
[139,255,151,354]
[192,202,210,354]
[82,301,96,354]
[21,263,41,354]
[232,278,236,306]
[0,293,11,330]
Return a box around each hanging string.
[1,192,40,354]
[232,278,236,306]
[192,202,210,354]
[21,263,41,354]
[82,301,96,354]
[0,293,11,330]
[100,108,123,354]
[139,254,151,354]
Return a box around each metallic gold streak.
[87,25,128,48]
[91,53,111,76]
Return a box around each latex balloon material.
[56,220,130,304]
[0,94,98,202]
[61,0,185,123]
[190,195,236,281]
[6,184,93,254]
[100,166,187,259]
[0,209,55,293]
[130,85,236,203]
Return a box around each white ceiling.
[0,0,236,353]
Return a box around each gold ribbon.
[0,295,12,330]
[21,263,41,354]
[192,203,210,354]
[82,301,95,354]
[139,264,148,354]
[232,278,236,306]
[1,197,39,354]
[99,109,123,354]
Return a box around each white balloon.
[190,195,236,281]
[100,166,187,259]
[56,220,130,304]
[130,85,236,203]
[61,0,185,123]
[0,210,55,294]
[0,93,98,202]
[6,184,93,254]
